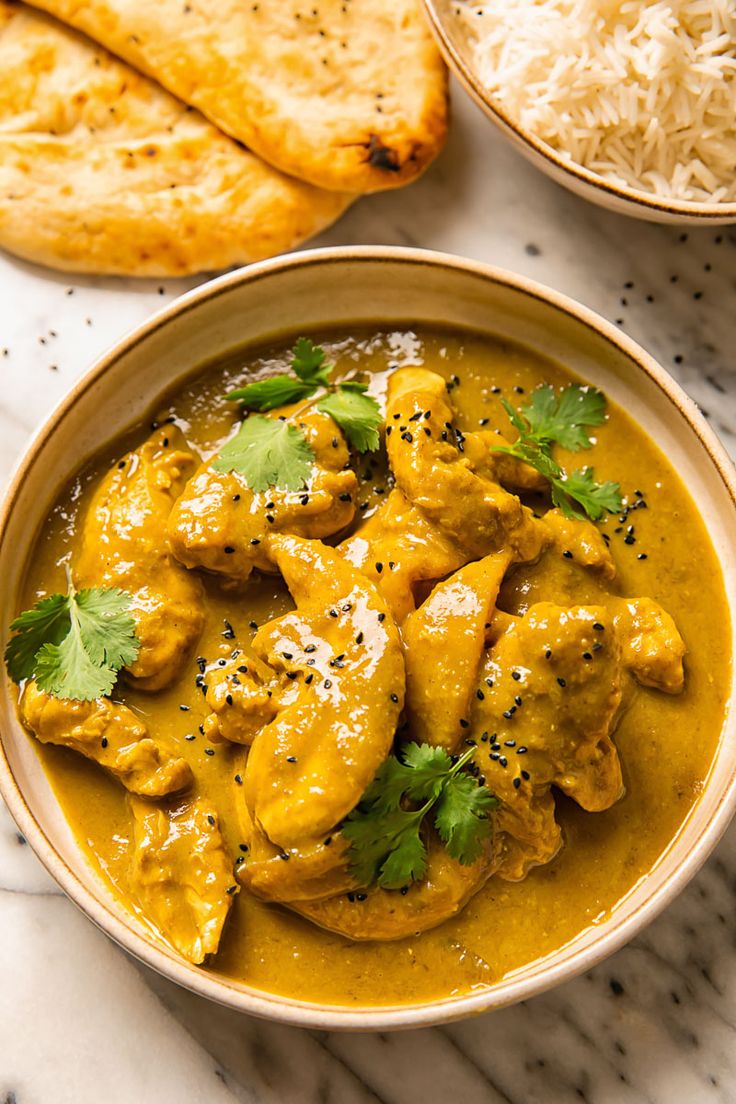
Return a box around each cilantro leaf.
[5,593,71,683]
[226,375,317,411]
[291,337,332,387]
[317,389,382,453]
[5,586,139,701]
[343,743,495,889]
[551,467,624,522]
[434,773,496,865]
[342,805,428,889]
[495,383,622,522]
[212,415,315,492]
[517,384,606,452]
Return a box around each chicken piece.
[293,832,497,941]
[128,796,236,964]
[471,603,627,880]
[243,535,405,849]
[167,409,358,582]
[466,430,549,494]
[20,681,192,797]
[75,426,204,691]
[234,773,356,903]
[385,368,543,560]
[201,652,282,745]
[613,597,685,693]
[541,509,617,581]
[403,553,512,748]
[339,489,468,624]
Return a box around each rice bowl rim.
[424,0,736,224]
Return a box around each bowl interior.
[1,248,735,1029]
[423,0,736,225]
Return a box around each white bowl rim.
[422,0,736,222]
[1,244,735,1031]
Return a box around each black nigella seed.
[204,748,215,756]
[207,814,215,826]
[557,677,567,688]
[638,553,648,560]
[266,514,274,524]
[499,756,508,768]
[329,609,338,618]
[233,494,241,501]
[624,534,635,545]
[238,664,248,673]
[378,612,385,622]
[513,777,521,789]
[517,746,528,754]
[521,770,530,780]
[234,774,242,784]
[593,622,604,631]
[545,650,552,660]
[324,836,332,846]
[486,677,494,688]
[490,752,500,761]
[224,546,235,554]
[563,550,573,559]
[286,755,297,763]
[512,671,521,681]
[226,693,233,706]
[305,644,317,653]
[250,538,261,545]
[282,651,293,660]
[239,843,249,852]
[339,492,352,501]
[226,885,238,895]
[390,693,399,703]
[504,739,516,748]
[185,734,196,741]
[476,689,485,700]
[459,718,470,729]
[400,886,409,896]
[375,562,384,573]
[101,737,108,749]
[179,704,189,712]
[324,679,332,689]
[514,696,522,706]
[583,651,593,661]
[305,673,314,685]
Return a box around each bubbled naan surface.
[0,2,352,275]
[23,0,448,193]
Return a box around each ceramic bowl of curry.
[1,247,735,1030]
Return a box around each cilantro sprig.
[342,743,496,890]
[226,338,382,454]
[5,581,140,701]
[494,384,622,521]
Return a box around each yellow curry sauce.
[19,327,730,1006]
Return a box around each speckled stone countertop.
[1,85,735,1104]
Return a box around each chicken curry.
[9,327,730,1006]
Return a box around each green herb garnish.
[5,582,140,701]
[212,415,315,492]
[226,338,382,454]
[494,383,623,521]
[342,743,496,890]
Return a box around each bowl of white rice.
[424,0,736,223]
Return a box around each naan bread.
[23,0,448,193]
[0,2,352,276]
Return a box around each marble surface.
[2,83,736,1104]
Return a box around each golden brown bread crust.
[0,2,352,275]
[22,0,448,193]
